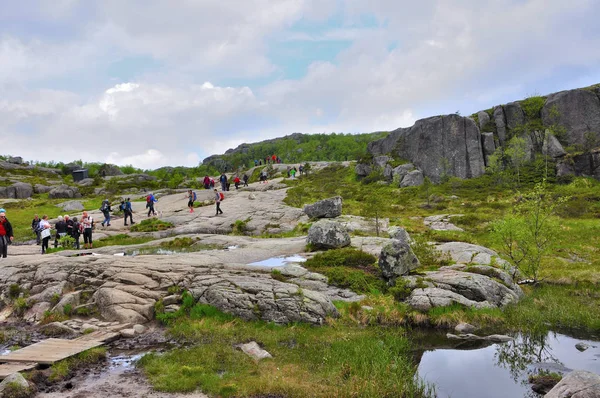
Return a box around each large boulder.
[392,164,414,184]
[98,163,124,177]
[404,265,523,311]
[493,106,507,145]
[355,163,372,177]
[379,240,420,281]
[542,130,567,158]
[542,88,600,147]
[49,184,81,199]
[477,111,490,130]
[481,133,496,162]
[504,102,525,131]
[93,287,154,324]
[303,196,342,219]
[57,200,84,212]
[63,162,81,175]
[11,182,33,199]
[545,370,600,398]
[400,170,424,187]
[0,373,30,395]
[8,156,23,164]
[307,220,351,249]
[368,114,485,182]
[34,184,53,194]
[373,156,391,169]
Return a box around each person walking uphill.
[124,198,134,225]
[219,173,228,192]
[100,199,111,227]
[31,214,41,245]
[146,193,157,217]
[186,190,196,213]
[214,189,223,216]
[38,215,52,254]
[0,209,14,259]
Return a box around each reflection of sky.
[418,333,600,398]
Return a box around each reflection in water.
[417,331,599,398]
[248,255,307,267]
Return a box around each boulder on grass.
[379,240,420,281]
[307,220,351,249]
[303,196,343,219]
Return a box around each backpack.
[119,203,125,211]
[192,191,197,202]
[146,195,152,203]
[219,192,225,201]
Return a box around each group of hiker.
[213,173,249,191]
[29,211,95,254]
[254,154,282,166]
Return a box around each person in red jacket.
[233,176,241,189]
[0,209,15,259]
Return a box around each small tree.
[303,162,312,175]
[505,135,529,186]
[491,180,567,282]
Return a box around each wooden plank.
[75,331,120,343]
[0,363,37,379]
[0,338,104,365]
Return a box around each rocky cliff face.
[365,84,600,182]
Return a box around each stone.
[81,323,100,332]
[306,220,351,249]
[53,291,81,314]
[133,324,147,334]
[98,163,124,177]
[11,182,33,199]
[423,215,464,232]
[493,106,507,145]
[368,115,485,182]
[120,328,136,338]
[49,184,81,199]
[409,288,493,311]
[435,242,498,265]
[455,322,476,334]
[545,370,600,398]
[303,196,343,219]
[57,200,84,212]
[379,240,420,281]
[387,226,411,244]
[93,288,154,324]
[373,156,391,169]
[8,156,23,164]
[24,302,52,323]
[237,341,273,361]
[39,322,78,337]
[556,160,575,178]
[477,111,490,131]
[392,163,414,184]
[162,295,180,306]
[77,178,95,186]
[400,170,424,187]
[0,373,29,394]
[543,130,567,158]
[542,88,600,147]
[355,163,372,177]
[28,282,69,304]
[575,343,590,352]
[34,184,53,194]
[484,334,514,342]
[481,133,496,162]
[504,102,525,131]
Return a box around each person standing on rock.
[81,211,94,249]
[71,216,81,249]
[146,193,157,217]
[214,189,223,216]
[65,215,74,238]
[100,199,111,227]
[203,175,211,190]
[186,190,196,213]
[290,167,296,179]
[39,214,52,254]
[233,176,241,189]
[31,214,41,245]
[219,173,228,192]
[243,173,249,187]
[125,198,134,225]
[0,209,14,258]
[54,216,67,248]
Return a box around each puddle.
[109,353,144,370]
[227,245,239,250]
[416,331,600,398]
[248,255,306,267]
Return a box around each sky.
[2,0,600,169]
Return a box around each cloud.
[1,0,599,169]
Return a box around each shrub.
[304,247,376,269]
[231,218,252,235]
[320,267,386,294]
[388,279,412,302]
[130,218,174,232]
[8,284,21,299]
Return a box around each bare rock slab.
[545,370,600,398]
[237,341,272,361]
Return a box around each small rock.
[162,295,180,306]
[0,372,29,394]
[88,318,100,323]
[237,341,272,361]
[97,322,111,327]
[248,194,256,200]
[133,324,147,334]
[164,304,180,313]
[483,334,514,343]
[361,306,374,311]
[81,323,100,332]
[455,322,476,334]
[39,322,78,337]
[575,343,590,352]
[120,329,136,338]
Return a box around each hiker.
[209,178,215,189]
[0,209,14,259]
[124,198,134,225]
[242,174,249,187]
[299,165,304,175]
[65,215,74,238]
[100,199,111,227]
[254,160,258,166]
[286,167,290,178]
[81,211,94,249]
[39,215,52,254]
[219,173,228,191]
[203,175,211,189]
[291,167,297,179]
[233,176,240,190]
[146,193,157,217]
[186,190,196,213]
[54,215,67,248]
[31,214,41,245]
[272,154,277,164]
[261,170,269,184]
[71,216,81,249]
[214,189,223,216]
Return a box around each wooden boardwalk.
[0,330,121,378]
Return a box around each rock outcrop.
[303,196,343,219]
[368,114,486,182]
[49,184,81,199]
[544,370,600,398]
[307,220,351,249]
[0,182,33,199]
[379,240,420,281]
[98,164,124,177]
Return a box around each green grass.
[130,218,174,232]
[139,304,432,397]
[94,234,155,248]
[49,347,106,382]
